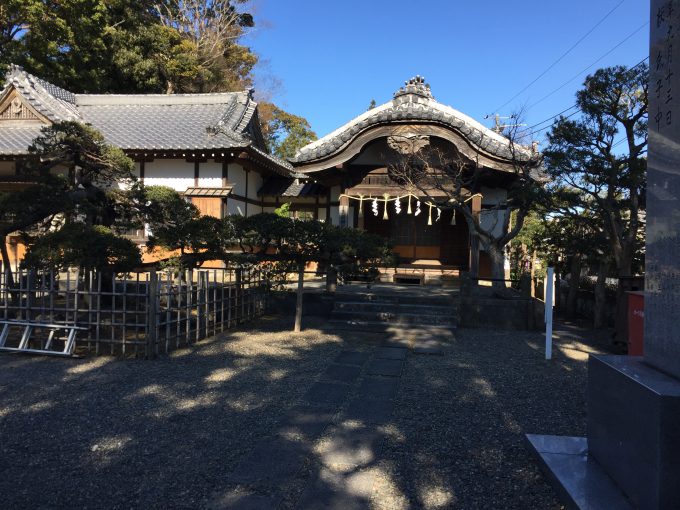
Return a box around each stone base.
[588,355,680,509]
[525,434,632,509]
[528,355,680,510]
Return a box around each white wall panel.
[144,159,194,192]
[198,161,221,188]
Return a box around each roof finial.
[393,76,434,102]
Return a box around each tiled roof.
[258,177,326,197]
[184,186,233,197]
[291,76,534,164]
[0,66,293,174]
[0,125,45,155]
[0,65,81,122]
[77,96,247,151]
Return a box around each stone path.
[214,325,454,509]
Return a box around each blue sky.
[244,0,649,147]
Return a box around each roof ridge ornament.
[393,76,434,103]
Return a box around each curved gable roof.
[291,76,534,167]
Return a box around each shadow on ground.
[0,315,614,509]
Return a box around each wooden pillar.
[244,169,249,217]
[139,160,145,183]
[469,195,482,277]
[221,160,229,218]
[193,160,200,187]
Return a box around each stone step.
[333,301,456,315]
[327,319,457,335]
[333,292,455,307]
[330,310,456,326]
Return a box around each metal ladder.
[0,320,88,357]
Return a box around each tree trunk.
[594,261,609,329]
[530,250,536,298]
[294,263,304,333]
[487,243,506,292]
[0,239,15,289]
[566,256,582,319]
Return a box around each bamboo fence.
[0,266,267,357]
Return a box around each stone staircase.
[329,290,459,330]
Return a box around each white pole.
[545,267,554,360]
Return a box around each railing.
[0,267,267,358]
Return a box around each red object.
[627,291,645,356]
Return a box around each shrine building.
[0,66,541,280]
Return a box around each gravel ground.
[0,316,614,509]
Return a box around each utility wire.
[518,57,649,140]
[527,24,649,110]
[492,0,626,113]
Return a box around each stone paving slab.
[296,468,375,510]
[227,438,308,485]
[343,398,395,424]
[367,358,404,377]
[317,425,382,470]
[320,364,363,383]
[376,346,408,360]
[277,405,337,441]
[358,376,400,400]
[334,351,370,366]
[303,382,352,406]
[381,337,413,349]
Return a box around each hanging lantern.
[450,210,457,225]
[427,204,433,226]
[395,197,401,214]
[415,200,421,216]
[372,198,379,216]
[358,195,364,217]
[407,195,413,214]
[382,194,390,220]
[436,207,441,222]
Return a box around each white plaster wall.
[229,163,246,196]
[318,208,327,222]
[198,161,221,188]
[480,209,508,238]
[227,198,246,216]
[262,206,276,213]
[480,187,507,205]
[329,206,340,226]
[479,187,508,238]
[330,185,342,202]
[346,206,355,228]
[144,159,194,192]
[247,170,262,200]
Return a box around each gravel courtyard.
[0,316,612,509]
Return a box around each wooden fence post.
[146,269,158,359]
[198,271,208,339]
[235,267,242,324]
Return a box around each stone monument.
[526,2,680,509]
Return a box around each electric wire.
[518,57,649,140]
[492,0,627,114]
[527,24,649,110]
